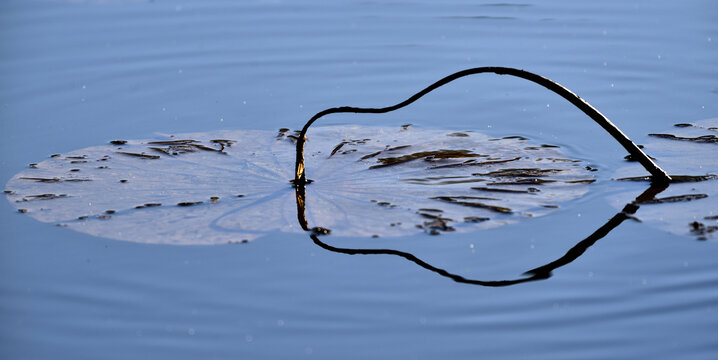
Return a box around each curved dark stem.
[294,66,671,186]
[296,181,669,287]
[309,234,534,287]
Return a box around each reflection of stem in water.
[293,67,671,186]
[295,183,668,287]
[522,184,666,279]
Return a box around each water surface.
[1,1,717,359]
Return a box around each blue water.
[1,0,717,359]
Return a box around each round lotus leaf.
[609,118,718,241]
[5,125,595,245]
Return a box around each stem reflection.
[295,183,668,287]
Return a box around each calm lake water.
[1,0,717,359]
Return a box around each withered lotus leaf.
[610,118,718,241]
[5,125,594,245]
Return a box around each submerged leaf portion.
[610,118,718,241]
[5,125,594,245]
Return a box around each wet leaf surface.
[610,118,718,241]
[4,125,594,245]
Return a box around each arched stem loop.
[293,66,671,186]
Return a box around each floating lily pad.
[610,118,718,241]
[4,126,594,245]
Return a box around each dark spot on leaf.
[565,179,596,184]
[370,149,481,169]
[359,151,383,161]
[638,194,708,204]
[192,143,224,153]
[23,193,68,201]
[417,212,453,221]
[624,153,656,162]
[376,201,396,208]
[431,196,512,214]
[210,139,235,151]
[329,142,347,157]
[472,186,540,193]
[149,147,173,155]
[422,217,455,234]
[386,145,411,151]
[147,139,198,146]
[464,216,489,223]
[116,151,160,159]
[648,133,718,144]
[177,201,203,207]
[135,203,161,209]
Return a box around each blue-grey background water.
[1,0,716,359]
